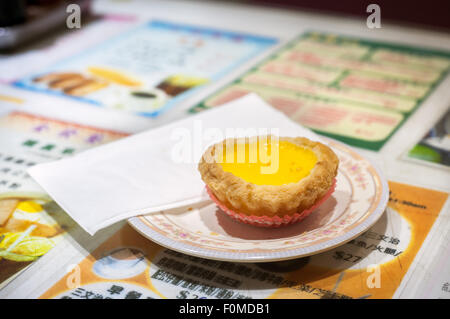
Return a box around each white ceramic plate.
[129,139,389,262]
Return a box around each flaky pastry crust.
[198,136,339,217]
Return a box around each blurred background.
[1,0,449,33]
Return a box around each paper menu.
[0,112,128,197]
[26,94,322,236]
[190,31,450,151]
[405,109,450,168]
[411,224,450,299]
[0,109,129,288]
[0,84,156,134]
[0,15,140,84]
[29,181,448,299]
[14,20,277,117]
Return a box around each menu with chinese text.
[14,21,276,117]
[38,182,448,299]
[0,110,128,288]
[190,32,450,151]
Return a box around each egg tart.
[198,136,339,227]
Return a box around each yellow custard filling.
[219,140,317,186]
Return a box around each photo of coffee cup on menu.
[92,247,147,280]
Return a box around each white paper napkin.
[28,94,323,235]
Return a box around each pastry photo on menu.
[14,20,277,117]
[0,195,68,287]
[0,108,128,288]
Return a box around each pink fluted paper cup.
[206,179,336,228]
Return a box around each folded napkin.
[28,94,322,235]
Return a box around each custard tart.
[198,136,339,227]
